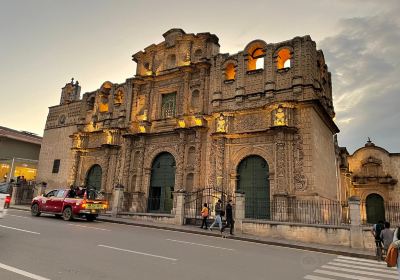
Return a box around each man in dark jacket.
[221,199,234,235]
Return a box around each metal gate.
[184,187,235,225]
[14,184,34,205]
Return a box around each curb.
[10,206,375,260]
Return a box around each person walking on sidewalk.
[221,199,235,235]
[209,199,222,232]
[392,228,400,280]
[200,203,209,229]
[372,220,384,260]
[380,222,394,257]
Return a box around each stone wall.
[36,125,77,189]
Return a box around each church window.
[194,49,202,61]
[87,97,95,111]
[248,47,265,71]
[191,90,200,111]
[277,48,291,69]
[161,93,176,118]
[167,54,176,68]
[52,159,60,173]
[225,63,236,80]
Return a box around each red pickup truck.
[31,188,108,221]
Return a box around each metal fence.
[249,198,348,226]
[184,187,235,225]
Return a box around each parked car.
[31,188,108,221]
[0,183,11,218]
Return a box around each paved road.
[0,209,396,280]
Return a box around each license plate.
[86,204,103,210]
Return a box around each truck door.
[41,190,58,212]
[51,190,66,213]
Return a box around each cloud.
[319,9,400,153]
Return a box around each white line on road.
[304,275,336,280]
[7,214,29,219]
[0,262,51,280]
[314,269,385,280]
[321,265,397,279]
[328,261,398,274]
[98,244,177,261]
[68,224,111,231]
[166,239,235,251]
[336,255,388,264]
[0,224,40,235]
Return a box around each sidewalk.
[10,205,375,259]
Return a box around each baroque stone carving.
[293,133,307,191]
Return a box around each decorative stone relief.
[216,114,227,133]
[233,112,267,132]
[293,133,307,191]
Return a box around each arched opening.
[225,63,236,80]
[366,193,385,224]
[148,152,176,213]
[277,48,291,69]
[237,155,269,219]
[85,164,102,191]
[248,47,265,71]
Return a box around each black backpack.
[375,223,383,240]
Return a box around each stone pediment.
[351,174,397,186]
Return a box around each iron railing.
[248,198,348,225]
[361,201,400,226]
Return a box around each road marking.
[166,238,234,251]
[7,214,29,219]
[0,262,51,280]
[68,224,111,231]
[337,256,388,264]
[321,265,397,279]
[304,275,336,280]
[334,258,395,268]
[328,261,398,274]
[98,244,177,261]
[0,224,40,235]
[314,269,379,280]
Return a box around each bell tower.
[60,78,81,105]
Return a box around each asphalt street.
[0,209,396,280]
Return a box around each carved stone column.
[175,131,186,190]
[68,149,81,186]
[215,136,226,191]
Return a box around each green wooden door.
[366,193,385,224]
[148,153,175,213]
[237,156,270,219]
[85,165,102,191]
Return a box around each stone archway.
[237,155,270,219]
[366,193,385,224]
[147,152,176,213]
[85,164,102,191]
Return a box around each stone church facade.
[37,28,340,215]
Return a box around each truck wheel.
[31,203,41,217]
[86,215,96,222]
[62,207,73,221]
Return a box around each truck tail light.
[5,196,11,204]
[81,199,87,209]
[103,202,108,209]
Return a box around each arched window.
[225,63,236,80]
[161,92,176,118]
[87,96,95,111]
[194,49,202,61]
[277,48,291,69]
[248,48,265,71]
[167,54,176,68]
[99,95,109,113]
[191,90,200,111]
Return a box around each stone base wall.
[242,220,351,247]
[117,213,176,225]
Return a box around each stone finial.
[365,137,375,147]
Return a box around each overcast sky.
[1,0,399,153]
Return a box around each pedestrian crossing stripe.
[304,255,398,280]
